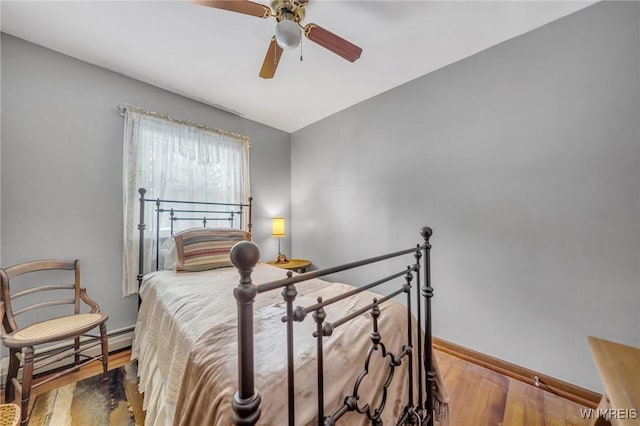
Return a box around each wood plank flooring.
[436,351,590,425]
[20,349,590,425]
[1,349,132,415]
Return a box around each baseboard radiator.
[0,325,135,387]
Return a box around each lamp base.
[276,252,289,264]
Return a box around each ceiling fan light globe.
[274,19,301,49]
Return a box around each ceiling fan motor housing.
[271,0,305,23]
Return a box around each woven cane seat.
[3,313,107,347]
[0,404,20,426]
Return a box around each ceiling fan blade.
[193,0,271,18]
[259,37,284,79]
[304,24,362,63]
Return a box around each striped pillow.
[174,228,251,272]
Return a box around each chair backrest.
[0,259,81,335]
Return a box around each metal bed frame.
[135,187,253,291]
[135,187,436,426]
[230,228,435,426]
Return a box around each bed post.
[414,245,424,415]
[421,226,434,426]
[248,197,253,235]
[137,188,147,307]
[230,241,261,426]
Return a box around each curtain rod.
[117,104,251,144]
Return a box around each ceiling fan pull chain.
[273,41,278,65]
[300,38,303,62]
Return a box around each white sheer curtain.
[122,108,250,296]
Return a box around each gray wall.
[291,1,640,391]
[1,34,292,331]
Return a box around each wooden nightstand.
[266,258,311,273]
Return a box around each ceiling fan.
[193,0,363,79]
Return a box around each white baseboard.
[0,324,135,385]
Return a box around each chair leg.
[5,348,20,403]
[74,336,81,366]
[20,347,34,426]
[100,323,109,377]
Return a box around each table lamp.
[272,217,288,263]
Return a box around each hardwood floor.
[1,349,132,415]
[20,348,590,425]
[437,351,590,425]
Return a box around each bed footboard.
[231,227,436,426]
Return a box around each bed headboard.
[136,187,253,294]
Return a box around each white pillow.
[159,237,177,270]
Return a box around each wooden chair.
[0,260,108,425]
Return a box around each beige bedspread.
[132,264,331,425]
[133,263,448,426]
[175,282,445,425]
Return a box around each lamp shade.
[274,18,301,49]
[272,217,286,238]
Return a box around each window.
[121,107,250,296]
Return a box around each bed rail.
[230,227,435,426]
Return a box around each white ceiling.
[1,0,594,133]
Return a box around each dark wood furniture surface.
[0,260,108,425]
